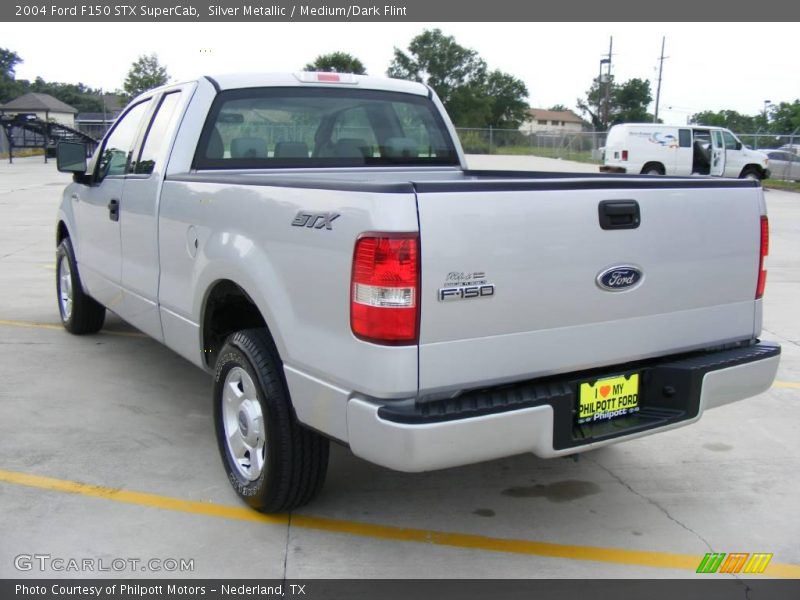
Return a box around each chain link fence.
[67,118,799,175]
[738,133,799,151]
[454,128,799,168]
[456,128,607,163]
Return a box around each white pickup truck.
[55,73,780,512]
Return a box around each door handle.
[598,200,640,230]
[108,198,120,222]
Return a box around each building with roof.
[75,93,124,139]
[75,112,118,140]
[0,92,78,128]
[519,108,585,134]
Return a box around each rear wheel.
[642,163,665,175]
[56,238,105,334]
[213,328,329,512]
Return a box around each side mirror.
[56,142,88,174]
[735,142,743,150]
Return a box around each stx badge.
[291,211,340,230]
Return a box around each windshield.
[194,87,459,169]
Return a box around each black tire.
[740,167,762,181]
[56,238,105,334]
[642,163,665,175]
[213,328,329,512]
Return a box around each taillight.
[621,150,629,161]
[351,234,419,344]
[756,215,769,299]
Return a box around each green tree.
[122,54,169,102]
[577,76,654,129]
[548,104,569,112]
[304,52,366,75]
[577,75,614,130]
[689,109,758,132]
[615,78,653,123]
[485,70,530,129]
[28,77,104,112]
[0,47,24,103]
[387,29,528,128]
[768,100,800,133]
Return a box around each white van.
[601,124,770,180]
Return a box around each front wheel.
[740,167,762,181]
[213,328,329,512]
[56,238,105,334]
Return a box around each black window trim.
[191,86,460,171]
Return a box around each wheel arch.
[740,164,766,180]
[200,278,277,369]
[56,220,70,245]
[641,161,665,175]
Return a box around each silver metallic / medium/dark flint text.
[13,553,194,572]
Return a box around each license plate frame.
[577,373,640,425]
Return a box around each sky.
[3,22,797,126]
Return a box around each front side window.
[195,87,458,169]
[96,100,151,181]
[722,131,739,150]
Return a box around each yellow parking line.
[0,468,798,578]
[0,318,145,338]
[773,380,800,390]
[0,318,63,332]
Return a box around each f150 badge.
[438,271,495,302]
[596,265,643,291]
[291,211,340,230]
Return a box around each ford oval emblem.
[596,265,643,292]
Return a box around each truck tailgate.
[414,178,763,394]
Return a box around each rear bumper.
[600,165,627,174]
[346,341,780,472]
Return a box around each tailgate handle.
[599,200,640,230]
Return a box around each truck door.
[118,90,185,340]
[722,130,743,178]
[75,99,152,308]
[711,129,726,176]
[675,128,693,175]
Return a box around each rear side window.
[134,91,182,175]
[678,129,691,148]
[194,87,458,169]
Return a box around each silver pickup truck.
[55,72,780,512]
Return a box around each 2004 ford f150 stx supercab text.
[54,73,781,512]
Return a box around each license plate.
[577,373,640,424]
